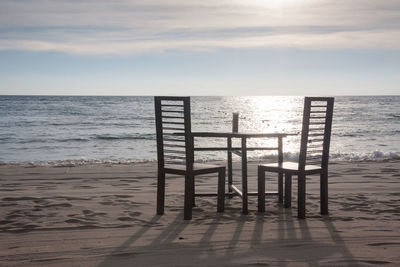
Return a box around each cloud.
[0,0,399,54]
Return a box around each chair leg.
[298,173,306,219]
[258,167,265,212]
[320,171,328,215]
[217,168,225,212]
[184,173,194,220]
[227,137,233,198]
[192,175,196,207]
[157,169,165,215]
[284,173,292,208]
[278,172,283,203]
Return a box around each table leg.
[241,137,248,215]
[278,136,283,203]
[284,173,292,208]
[227,137,233,198]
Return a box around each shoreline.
[1,157,399,168]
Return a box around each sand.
[0,160,399,266]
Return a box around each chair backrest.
[154,96,194,171]
[298,97,334,171]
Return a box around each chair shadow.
[97,214,162,267]
[321,217,359,266]
[98,206,357,266]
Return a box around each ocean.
[0,95,399,165]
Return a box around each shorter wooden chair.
[258,97,334,219]
[155,96,226,220]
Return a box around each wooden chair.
[155,96,226,220]
[257,97,334,219]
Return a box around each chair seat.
[259,162,322,175]
[165,163,225,175]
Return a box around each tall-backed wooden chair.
[155,96,226,220]
[258,97,334,219]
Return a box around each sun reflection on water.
[192,96,305,162]
[241,96,303,159]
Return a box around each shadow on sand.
[98,205,360,266]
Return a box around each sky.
[0,0,399,96]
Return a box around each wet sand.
[0,160,399,266]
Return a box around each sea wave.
[2,150,398,167]
[1,134,156,144]
[195,150,400,163]
[0,158,156,167]
[13,138,89,144]
[254,150,400,162]
[331,151,400,161]
[388,113,400,119]
[93,133,155,141]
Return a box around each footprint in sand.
[42,203,72,208]
[117,217,137,222]
[0,188,23,192]
[65,218,94,224]
[362,175,381,178]
[128,211,141,217]
[5,212,23,220]
[115,195,132,198]
[82,210,107,217]
[2,197,39,201]
[33,198,50,205]
[1,203,17,207]
[367,242,400,247]
[99,201,113,205]
[381,167,399,173]
[70,185,94,190]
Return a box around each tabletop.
[173,131,297,138]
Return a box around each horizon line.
[1,94,399,97]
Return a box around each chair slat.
[309,127,325,131]
[164,144,186,148]
[163,138,185,142]
[164,149,186,154]
[162,121,185,125]
[162,115,184,119]
[163,127,185,131]
[162,133,184,137]
[165,160,185,165]
[161,104,184,107]
[161,110,184,113]
[308,138,324,143]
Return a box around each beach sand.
[0,160,399,266]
